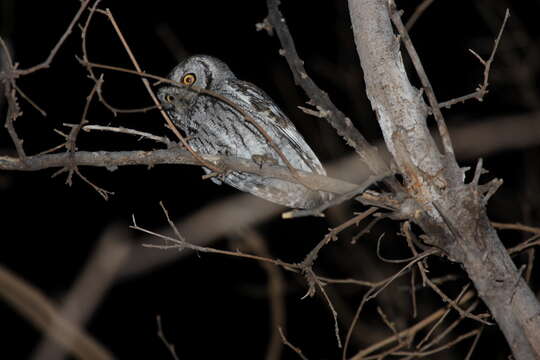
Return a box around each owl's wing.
[226,80,325,175]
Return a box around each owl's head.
[166,55,234,90]
[158,55,235,118]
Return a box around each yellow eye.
[181,73,196,86]
[165,94,174,103]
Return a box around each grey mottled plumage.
[158,55,329,208]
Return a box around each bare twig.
[82,125,173,146]
[350,290,476,360]
[156,315,180,360]
[2,84,27,160]
[62,79,102,192]
[133,204,302,273]
[282,172,391,218]
[18,0,92,75]
[13,83,47,116]
[78,0,154,115]
[79,59,317,190]
[438,10,510,109]
[416,301,481,356]
[416,284,472,348]
[492,221,540,235]
[348,1,540,358]
[389,0,455,158]
[424,277,491,325]
[303,268,342,348]
[344,248,440,359]
[302,208,379,271]
[0,148,358,196]
[396,329,481,357]
[405,0,435,30]
[79,6,222,174]
[376,306,398,338]
[79,5,320,189]
[508,235,540,255]
[278,327,309,360]
[265,0,391,177]
[464,326,484,360]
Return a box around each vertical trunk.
[347,0,540,358]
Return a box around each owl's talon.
[202,171,220,180]
[202,169,230,182]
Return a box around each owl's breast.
[183,99,262,156]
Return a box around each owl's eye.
[165,94,174,103]
[181,73,196,86]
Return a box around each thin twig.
[79,6,221,174]
[156,315,180,360]
[438,10,510,108]
[389,0,455,158]
[282,172,392,218]
[17,0,92,75]
[278,327,309,360]
[133,206,300,273]
[376,306,399,338]
[0,148,359,196]
[394,329,480,357]
[304,268,342,348]
[492,221,540,235]
[424,276,491,325]
[405,0,435,31]
[416,284,472,348]
[344,248,440,360]
[13,83,47,116]
[349,290,476,360]
[80,6,320,190]
[265,0,391,177]
[82,125,173,146]
[79,60,316,190]
[417,300,480,355]
[464,326,484,360]
[302,208,379,270]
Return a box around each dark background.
[1,0,539,359]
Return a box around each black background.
[1,1,539,359]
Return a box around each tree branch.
[347,1,540,359]
[265,0,390,177]
[0,149,363,196]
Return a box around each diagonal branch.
[389,1,456,158]
[265,0,390,177]
[0,264,113,360]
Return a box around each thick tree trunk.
[347,0,540,359]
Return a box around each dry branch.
[0,148,363,196]
[265,0,390,178]
[347,1,540,359]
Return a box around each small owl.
[157,55,329,209]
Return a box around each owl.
[157,55,330,209]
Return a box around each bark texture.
[347,1,540,359]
